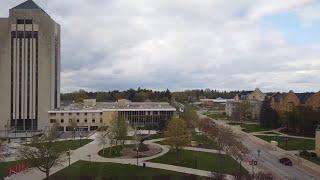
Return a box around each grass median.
[255,135,315,150]
[240,124,273,133]
[48,160,206,180]
[149,149,246,174]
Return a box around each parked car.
[279,157,293,166]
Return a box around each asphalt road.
[198,112,319,180]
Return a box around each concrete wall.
[0,7,60,132]
[0,18,11,131]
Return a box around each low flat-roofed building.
[48,99,176,131]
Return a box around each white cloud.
[0,0,319,93]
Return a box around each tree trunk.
[46,169,50,178]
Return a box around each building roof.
[13,0,41,10]
[238,91,253,96]
[52,101,176,112]
[271,92,286,102]
[295,93,315,104]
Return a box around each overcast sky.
[1,0,320,93]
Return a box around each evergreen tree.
[260,97,279,128]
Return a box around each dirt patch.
[118,144,162,159]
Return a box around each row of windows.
[12,31,38,39]
[17,19,33,24]
[50,112,103,116]
[50,118,103,124]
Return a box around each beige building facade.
[48,100,176,131]
[0,0,60,132]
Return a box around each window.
[84,119,87,123]
[100,118,103,123]
[17,19,24,24]
[50,119,56,123]
[61,119,64,123]
[61,113,64,116]
[50,113,56,116]
[25,19,32,24]
[68,113,72,115]
[69,119,73,123]
[76,119,80,123]
[100,112,103,115]
[84,113,87,116]
[92,119,95,123]
[76,113,80,115]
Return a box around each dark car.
[279,158,293,166]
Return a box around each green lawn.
[192,135,219,149]
[98,144,135,158]
[48,160,206,180]
[240,124,273,133]
[149,149,246,174]
[255,135,315,150]
[300,155,320,165]
[206,113,229,120]
[261,131,281,135]
[31,139,93,152]
[0,161,23,179]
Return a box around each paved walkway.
[6,133,235,180]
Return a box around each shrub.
[310,152,317,158]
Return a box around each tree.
[282,106,320,135]
[231,104,241,121]
[180,106,199,130]
[0,139,4,161]
[206,124,248,176]
[110,115,128,146]
[68,119,78,139]
[97,127,110,155]
[164,118,191,159]
[239,101,251,120]
[260,97,279,128]
[18,126,66,178]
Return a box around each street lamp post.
[136,147,139,166]
[80,131,82,146]
[67,149,71,166]
[73,128,76,139]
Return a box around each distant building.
[0,0,60,132]
[48,99,176,131]
[270,91,320,113]
[226,88,265,119]
[199,97,233,110]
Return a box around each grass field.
[206,112,229,120]
[240,124,273,133]
[48,160,206,180]
[261,131,281,135]
[255,135,315,150]
[31,139,93,152]
[0,161,23,179]
[192,135,219,149]
[149,149,246,174]
[300,155,320,165]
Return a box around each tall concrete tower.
[0,0,60,132]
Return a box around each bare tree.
[0,139,4,161]
[206,124,248,175]
[18,126,66,178]
[68,119,78,139]
[97,127,110,155]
